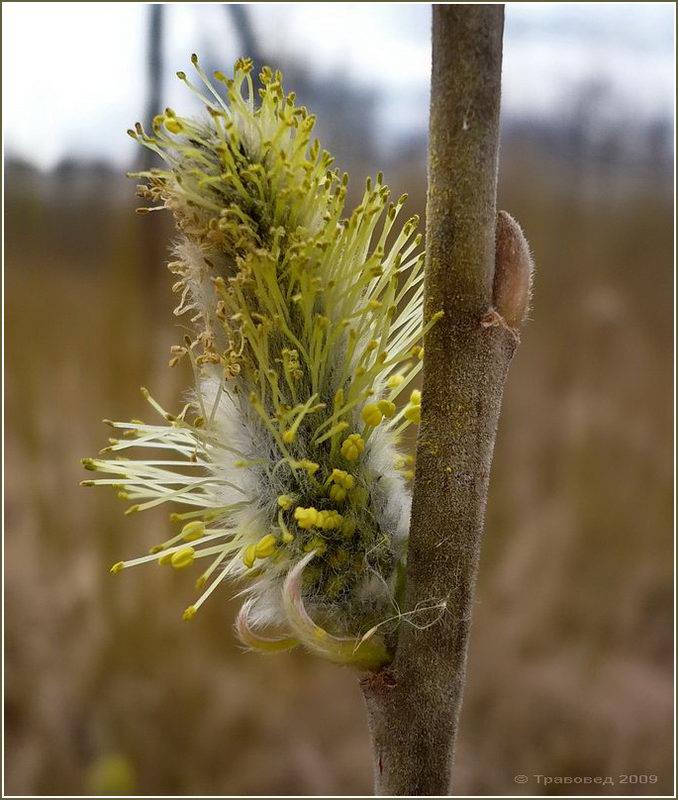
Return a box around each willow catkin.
[81,57,442,670]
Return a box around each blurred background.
[3,2,674,796]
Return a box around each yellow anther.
[361,403,383,427]
[341,518,357,537]
[110,561,125,574]
[329,484,347,503]
[181,521,205,541]
[409,345,424,359]
[330,469,355,490]
[377,399,396,418]
[171,547,196,569]
[158,552,173,566]
[165,118,184,134]
[410,389,422,405]
[243,544,257,568]
[341,433,365,462]
[195,576,207,589]
[365,339,379,352]
[316,510,343,530]
[330,468,347,484]
[294,506,319,529]
[387,374,405,388]
[404,404,421,424]
[402,469,415,480]
[277,495,293,510]
[368,299,382,310]
[182,605,197,621]
[292,459,319,476]
[254,533,277,559]
[282,429,295,444]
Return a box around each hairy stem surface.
[361,5,524,795]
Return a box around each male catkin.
[82,58,441,669]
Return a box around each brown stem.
[360,5,530,795]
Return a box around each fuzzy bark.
[361,5,522,795]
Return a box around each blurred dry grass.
[4,139,673,795]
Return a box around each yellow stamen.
[361,403,383,427]
[341,433,365,461]
[181,521,206,541]
[377,399,396,417]
[255,533,277,559]
[171,547,196,569]
[243,544,257,569]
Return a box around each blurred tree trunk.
[226,4,262,66]
[360,5,529,795]
[140,4,164,298]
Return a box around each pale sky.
[2,2,675,169]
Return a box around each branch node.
[360,666,397,695]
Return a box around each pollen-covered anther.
[240,544,257,569]
[387,374,405,388]
[292,459,320,476]
[183,605,197,621]
[329,484,347,503]
[377,400,396,418]
[277,495,294,510]
[330,469,355,490]
[341,434,365,462]
[254,534,278,559]
[181,521,206,541]
[361,403,383,427]
[110,561,125,574]
[294,507,319,530]
[165,118,184,135]
[404,404,421,424]
[316,510,343,530]
[171,547,196,569]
